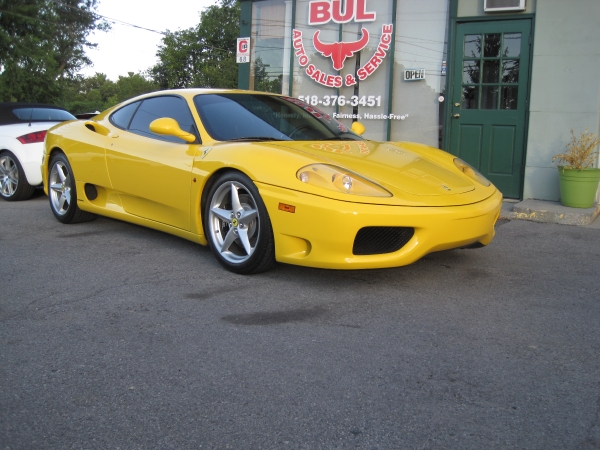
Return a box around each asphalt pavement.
[1,192,599,449]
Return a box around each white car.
[0,103,76,201]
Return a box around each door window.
[461,32,521,110]
[110,101,140,129]
[128,96,197,143]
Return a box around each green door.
[448,20,531,199]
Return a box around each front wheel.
[204,172,275,274]
[48,153,96,224]
[0,151,35,201]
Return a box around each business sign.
[236,38,250,63]
[293,0,392,88]
[404,69,425,81]
[293,25,393,88]
[291,0,409,122]
[308,0,376,25]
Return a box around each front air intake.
[353,227,415,255]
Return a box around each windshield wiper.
[226,136,284,142]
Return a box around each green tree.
[253,57,281,94]
[61,71,158,114]
[112,72,159,103]
[150,0,240,89]
[0,0,109,103]
[61,72,115,113]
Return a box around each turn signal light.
[17,130,47,144]
[278,203,296,213]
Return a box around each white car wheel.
[0,151,35,201]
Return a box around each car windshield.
[194,93,362,142]
[11,107,76,122]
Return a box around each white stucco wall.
[523,0,600,202]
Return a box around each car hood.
[202,139,498,208]
[270,140,475,197]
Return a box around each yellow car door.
[105,95,199,231]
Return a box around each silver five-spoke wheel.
[47,153,96,224]
[204,172,274,274]
[49,160,72,216]
[208,180,259,262]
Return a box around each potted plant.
[552,128,600,208]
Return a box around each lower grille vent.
[353,227,415,255]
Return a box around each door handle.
[453,114,461,118]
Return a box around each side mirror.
[149,118,196,143]
[351,121,366,136]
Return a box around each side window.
[128,96,197,143]
[110,101,140,129]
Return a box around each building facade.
[238,0,600,202]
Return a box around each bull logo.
[312,27,369,71]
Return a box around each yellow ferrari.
[43,89,502,274]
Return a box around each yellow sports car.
[43,89,502,274]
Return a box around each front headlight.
[297,164,392,197]
[453,158,491,186]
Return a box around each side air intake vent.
[84,183,98,200]
[353,227,415,255]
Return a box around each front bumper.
[258,183,502,270]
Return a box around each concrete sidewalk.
[500,199,600,228]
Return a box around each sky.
[82,0,219,80]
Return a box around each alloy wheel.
[0,154,18,197]
[49,160,72,216]
[208,180,260,264]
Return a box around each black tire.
[0,150,36,201]
[203,171,275,274]
[48,153,97,224]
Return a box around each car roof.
[97,88,281,120]
[125,88,280,102]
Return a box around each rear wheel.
[48,153,96,224]
[204,172,275,274]
[0,151,35,201]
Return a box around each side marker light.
[278,203,296,213]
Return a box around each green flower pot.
[558,167,600,208]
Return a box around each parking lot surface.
[1,193,599,449]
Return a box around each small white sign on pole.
[236,38,250,64]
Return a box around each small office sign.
[236,38,250,63]
[404,68,425,81]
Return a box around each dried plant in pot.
[552,128,600,208]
